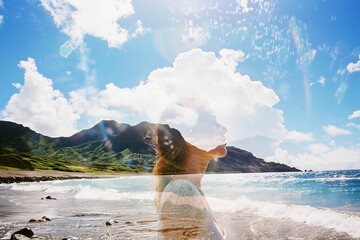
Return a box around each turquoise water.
[203,170,360,210]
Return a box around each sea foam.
[208,195,360,238]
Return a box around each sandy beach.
[1,206,355,239]
[1,172,359,239]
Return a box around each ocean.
[1,170,360,239]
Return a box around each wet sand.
[1,206,356,239]
[217,211,355,240]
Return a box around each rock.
[105,219,118,226]
[29,219,42,223]
[42,216,51,221]
[45,196,56,200]
[11,234,31,240]
[125,221,131,224]
[10,228,34,240]
[29,216,51,223]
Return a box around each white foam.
[207,196,360,238]
[8,182,77,194]
[5,182,154,201]
[73,185,153,201]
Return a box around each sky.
[0,0,359,171]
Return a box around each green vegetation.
[0,120,300,174]
[0,123,155,174]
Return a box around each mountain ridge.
[0,120,300,174]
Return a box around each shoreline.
[0,170,149,184]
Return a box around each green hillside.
[0,120,300,174]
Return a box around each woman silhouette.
[152,101,227,239]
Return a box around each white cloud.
[1,58,79,137]
[323,125,352,136]
[71,48,286,149]
[131,19,148,38]
[267,144,360,171]
[284,130,314,142]
[308,143,330,155]
[40,0,137,49]
[219,48,245,71]
[181,20,210,47]
[0,15,3,25]
[77,44,96,83]
[347,55,360,73]
[1,49,286,149]
[0,0,3,8]
[236,0,253,13]
[349,110,360,120]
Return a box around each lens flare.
[289,17,311,113]
[289,17,303,53]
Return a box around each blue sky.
[0,0,359,170]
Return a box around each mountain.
[0,120,300,174]
[207,146,299,173]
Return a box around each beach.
[1,171,360,239]
[0,170,143,184]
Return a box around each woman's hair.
[150,123,215,208]
[150,124,189,208]
[152,124,189,175]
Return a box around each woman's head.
[159,99,228,152]
[152,124,227,176]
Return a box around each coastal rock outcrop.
[10,228,34,240]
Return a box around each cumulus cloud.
[284,130,314,142]
[1,58,79,137]
[40,0,142,51]
[219,49,245,71]
[349,110,360,120]
[347,55,360,73]
[71,48,286,149]
[0,15,3,25]
[322,125,352,136]
[267,144,360,171]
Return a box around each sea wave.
[6,182,154,201]
[8,183,79,194]
[207,195,360,238]
[73,185,153,201]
